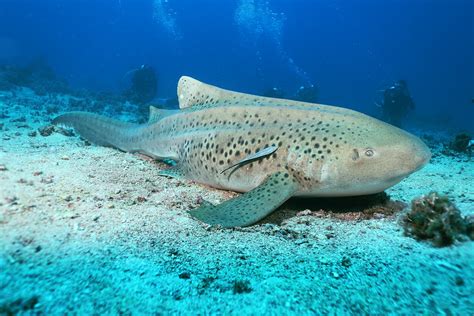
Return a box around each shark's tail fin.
[52,112,140,151]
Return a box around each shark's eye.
[365,149,375,157]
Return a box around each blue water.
[0,0,472,130]
[0,1,474,315]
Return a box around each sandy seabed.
[0,89,473,315]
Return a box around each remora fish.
[53,76,431,227]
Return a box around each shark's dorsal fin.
[177,76,331,110]
[177,76,229,109]
[148,106,179,124]
[176,76,368,122]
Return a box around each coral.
[0,296,39,315]
[403,192,473,247]
[0,59,70,95]
[37,125,75,137]
[449,133,471,152]
[466,215,474,240]
[232,280,252,294]
[38,125,56,137]
[0,65,26,90]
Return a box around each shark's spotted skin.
[53,76,431,227]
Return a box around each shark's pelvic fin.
[188,172,297,227]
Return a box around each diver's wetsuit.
[382,84,414,127]
[125,65,158,104]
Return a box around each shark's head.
[317,113,431,196]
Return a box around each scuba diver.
[123,64,158,105]
[263,87,285,99]
[294,84,318,103]
[263,84,318,103]
[378,80,415,127]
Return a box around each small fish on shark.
[53,76,431,227]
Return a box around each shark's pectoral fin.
[188,172,297,227]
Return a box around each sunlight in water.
[153,0,182,40]
[234,0,285,45]
[234,0,312,85]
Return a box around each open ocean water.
[0,1,473,315]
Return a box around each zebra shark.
[53,76,431,227]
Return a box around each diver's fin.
[158,167,185,180]
[148,106,179,124]
[188,172,297,227]
[177,76,325,109]
[221,145,278,174]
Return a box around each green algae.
[404,192,473,247]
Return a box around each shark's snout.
[416,143,431,168]
[360,136,431,194]
[380,136,431,188]
[406,137,431,173]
